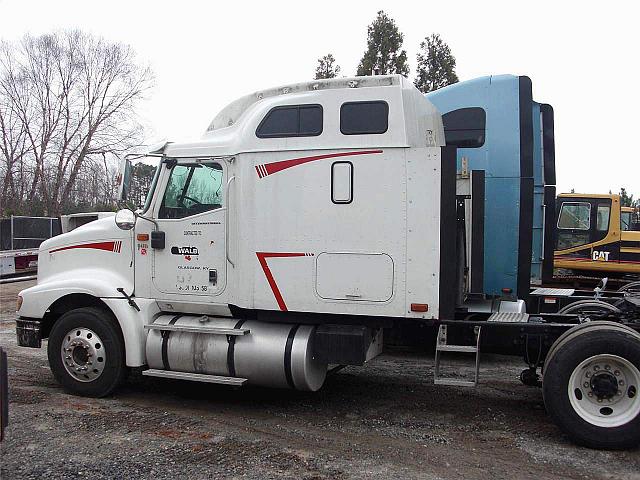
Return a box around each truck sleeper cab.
[15,76,640,450]
[17,75,452,392]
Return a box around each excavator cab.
[554,193,640,276]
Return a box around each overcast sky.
[1,0,638,195]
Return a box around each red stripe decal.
[50,241,117,254]
[256,150,383,178]
[256,252,313,311]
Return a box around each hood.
[37,216,133,285]
[40,217,128,253]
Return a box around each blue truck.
[427,75,556,300]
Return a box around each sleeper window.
[256,105,323,138]
[340,101,389,135]
[441,107,486,148]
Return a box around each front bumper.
[16,318,42,348]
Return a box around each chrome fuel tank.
[146,315,327,391]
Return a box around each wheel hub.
[72,345,90,365]
[61,327,106,383]
[590,372,619,399]
[569,354,640,428]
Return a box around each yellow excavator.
[554,193,640,278]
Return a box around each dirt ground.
[1,280,639,480]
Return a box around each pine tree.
[356,11,409,77]
[619,188,638,207]
[414,34,459,93]
[314,54,341,79]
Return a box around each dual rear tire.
[543,322,640,449]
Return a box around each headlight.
[16,295,23,312]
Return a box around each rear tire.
[48,307,126,397]
[543,324,640,449]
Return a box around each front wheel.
[48,307,126,397]
[543,324,640,449]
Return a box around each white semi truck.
[15,76,640,449]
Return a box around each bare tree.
[0,86,29,213]
[0,30,153,216]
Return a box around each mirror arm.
[135,212,159,231]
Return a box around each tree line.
[1,20,635,219]
[315,11,459,93]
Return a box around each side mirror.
[115,209,136,230]
[115,157,133,202]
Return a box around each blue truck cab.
[427,75,556,299]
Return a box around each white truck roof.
[163,75,444,159]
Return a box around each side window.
[340,101,388,135]
[621,211,631,231]
[256,105,322,138]
[159,163,224,219]
[557,202,591,230]
[596,204,610,231]
[556,202,591,250]
[331,162,353,204]
[441,107,486,148]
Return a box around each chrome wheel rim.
[568,354,640,428]
[61,327,106,382]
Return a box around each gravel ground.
[1,280,639,479]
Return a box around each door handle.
[225,175,236,267]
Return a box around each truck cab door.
[150,160,227,297]
[555,197,618,264]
